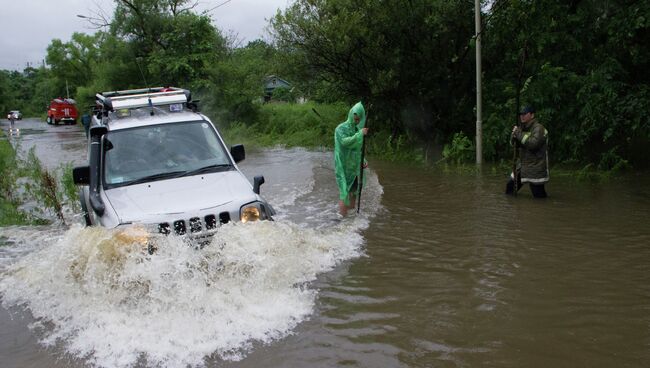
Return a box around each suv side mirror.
[230,144,245,163]
[73,166,90,185]
[253,175,265,194]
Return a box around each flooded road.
[1,118,649,367]
[1,118,87,169]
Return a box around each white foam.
[0,220,364,367]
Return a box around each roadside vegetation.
[0,131,77,226]
[0,134,31,226]
[0,0,647,172]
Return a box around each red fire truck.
[47,98,78,125]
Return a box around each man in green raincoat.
[334,102,369,216]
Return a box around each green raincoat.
[334,102,366,206]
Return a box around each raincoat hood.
[345,102,366,130]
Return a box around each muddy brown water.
[1,119,649,367]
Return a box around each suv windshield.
[104,120,232,188]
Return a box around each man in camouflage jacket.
[506,106,549,198]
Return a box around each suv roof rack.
[96,87,191,112]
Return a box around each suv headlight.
[115,224,161,254]
[240,202,264,223]
[241,206,260,223]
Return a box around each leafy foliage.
[201,40,279,128]
[2,0,649,170]
[442,132,475,165]
[46,33,103,98]
[271,87,295,102]
[271,0,476,147]
[483,0,650,168]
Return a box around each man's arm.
[339,130,363,148]
[520,124,546,151]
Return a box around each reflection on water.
[1,140,650,368]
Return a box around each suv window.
[104,121,232,188]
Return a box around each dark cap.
[519,105,535,115]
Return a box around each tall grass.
[221,102,423,164]
[0,132,31,226]
[0,133,19,203]
[60,162,80,212]
[23,148,67,225]
[222,101,348,149]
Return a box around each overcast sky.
[0,0,290,71]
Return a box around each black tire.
[46,116,52,125]
[78,189,92,226]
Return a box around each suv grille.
[158,212,231,236]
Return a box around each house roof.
[264,75,291,91]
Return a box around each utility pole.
[475,0,483,165]
[43,59,48,109]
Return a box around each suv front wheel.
[79,189,92,226]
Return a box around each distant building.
[264,75,292,102]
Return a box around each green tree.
[271,0,477,158]
[483,0,650,167]
[110,0,227,87]
[0,70,15,115]
[46,32,103,98]
[203,40,281,126]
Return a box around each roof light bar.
[96,87,191,112]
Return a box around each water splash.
[1,217,371,367]
[0,148,383,367]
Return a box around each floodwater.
[1,119,649,368]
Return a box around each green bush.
[366,131,424,163]
[442,132,475,164]
[271,87,295,102]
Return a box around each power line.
[206,0,234,13]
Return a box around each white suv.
[7,110,22,120]
[73,87,274,246]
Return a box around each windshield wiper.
[126,171,186,185]
[180,164,233,177]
